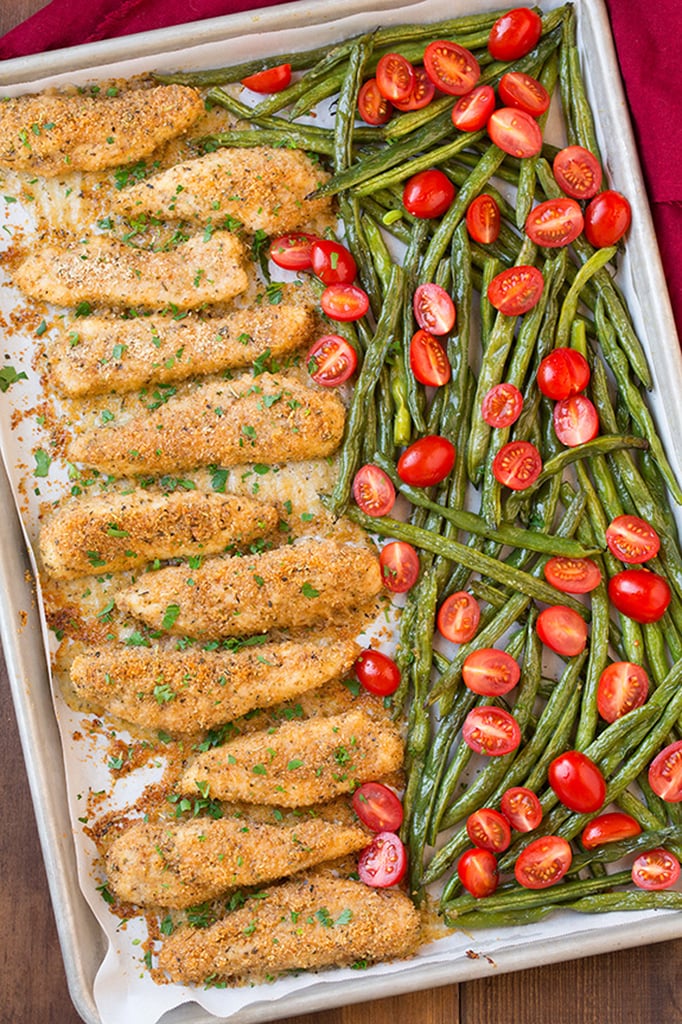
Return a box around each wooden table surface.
[1,2,681,1022]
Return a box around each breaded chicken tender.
[68,633,361,732]
[114,146,331,234]
[39,490,279,579]
[157,873,420,984]
[115,537,382,639]
[69,373,345,477]
[0,85,204,177]
[106,816,370,907]
[178,709,404,806]
[47,304,316,396]
[12,231,248,311]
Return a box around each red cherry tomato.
[320,283,370,322]
[457,847,499,898]
[392,66,436,111]
[553,145,602,199]
[268,231,318,271]
[358,831,407,888]
[584,189,632,247]
[605,514,661,564]
[498,71,550,117]
[581,811,642,849]
[353,649,401,697]
[525,197,584,248]
[437,591,481,644]
[596,661,649,723]
[553,394,600,447]
[409,329,451,387]
[403,168,455,219]
[492,440,543,490]
[375,53,416,104]
[310,239,357,285]
[357,78,393,125]
[462,706,521,756]
[488,7,543,61]
[648,739,682,802]
[536,605,588,657]
[465,193,501,244]
[487,107,543,158]
[240,62,292,93]
[487,265,544,315]
[536,347,590,399]
[352,782,404,832]
[608,568,671,624]
[423,40,481,96]
[500,786,543,832]
[514,835,572,889]
[481,382,523,428]
[632,848,681,891]
[462,647,521,696]
[397,435,456,487]
[413,283,456,335]
[379,541,420,593]
[548,750,606,813]
[352,463,396,518]
[543,556,602,594]
[306,334,358,386]
[451,84,496,131]
[466,808,512,853]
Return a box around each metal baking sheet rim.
[1,0,681,1022]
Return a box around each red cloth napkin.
[1,0,681,335]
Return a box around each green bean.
[570,828,680,875]
[515,51,560,228]
[554,246,618,350]
[154,45,340,86]
[199,127,336,155]
[480,257,502,353]
[562,7,603,162]
[574,582,610,750]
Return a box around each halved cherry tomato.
[536,347,590,399]
[605,514,661,564]
[596,661,649,723]
[358,831,407,887]
[392,66,436,111]
[357,78,393,125]
[553,145,602,199]
[409,329,451,387]
[632,848,681,891]
[514,835,572,889]
[352,782,404,832]
[481,382,523,428]
[240,62,292,93]
[437,592,481,644]
[500,786,543,832]
[413,283,456,335]
[487,265,544,315]
[320,283,370,322]
[548,750,606,813]
[397,435,456,487]
[498,71,550,117]
[462,706,521,756]
[488,7,543,61]
[451,84,496,131]
[375,53,416,104]
[487,107,543,158]
[466,808,512,853]
[492,440,543,490]
[608,568,671,624]
[352,463,396,517]
[268,231,318,271]
[354,648,401,697]
[310,239,357,285]
[423,40,480,96]
[584,189,632,247]
[544,556,602,594]
[536,605,588,657]
[379,541,420,593]
[403,168,455,219]
[306,334,358,386]
[553,394,599,447]
[648,739,682,802]
[465,193,501,244]
[525,197,584,248]
[462,648,520,696]
[581,811,641,849]
[457,847,499,898]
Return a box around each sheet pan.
[1,1,682,1021]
